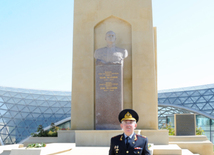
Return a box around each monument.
[94,31,128,129]
[71,0,158,130]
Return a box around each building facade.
[1,84,214,144]
[0,86,71,144]
[158,84,214,143]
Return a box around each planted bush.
[31,123,59,137]
[161,123,205,136]
[161,123,175,135]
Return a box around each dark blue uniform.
[109,133,151,155]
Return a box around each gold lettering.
[110,76,118,78]
[109,87,117,89]
[105,71,112,76]
[105,82,112,87]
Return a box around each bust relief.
[94,31,128,65]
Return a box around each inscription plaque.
[174,114,196,136]
[95,65,122,129]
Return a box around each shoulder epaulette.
[112,134,122,138]
[137,134,147,138]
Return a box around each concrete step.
[170,141,212,155]
[169,136,208,142]
[0,150,11,155]
[0,144,23,154]
[9,143,74,155]
[182,149,200,155]
[153,144,182,155]
[68,147,109,155]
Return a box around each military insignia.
[137,134,146,139]
[114,145,119,153]
[121,112,134,121]
[134,135,137,141]
[118,109,139,123]
[134,147,142,149]
[120,135,123,141]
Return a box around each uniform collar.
[124,132,135,139]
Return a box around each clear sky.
[0,0,214,91]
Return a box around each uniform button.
[126,151,129,153]
[138,152,139,154]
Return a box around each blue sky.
[0,0,214,91]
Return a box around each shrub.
[47,130,57,137]
[31,123,58,137]
[161,123,175,135]
[196,127,204,135]
[27,143,46,148]
[161,123,205,136]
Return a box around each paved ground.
[67,147,109,155]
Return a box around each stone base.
[71,130,168,146]
[22,137,58,146]
[1,144,207,155]
[0,144,23,154]
[141,130,169,145]
[19,131,214,155]
[57,130,75,143]
[152,144,182,155]
[9,143,74,155]
[169,135,213,155]
[75,130,141,146]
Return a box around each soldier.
[109,109,151,155]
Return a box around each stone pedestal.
[56,130,167,146]
[95,64,123,130]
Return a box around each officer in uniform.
[109,109,151,155]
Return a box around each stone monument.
[68,1,214,154]
[71,0,158,130]
[94,31,128,129]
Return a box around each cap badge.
[125,112,132,119]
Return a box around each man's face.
[120,120,137,136]
[105,32,116,43]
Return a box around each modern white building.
[1,84,214,144]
